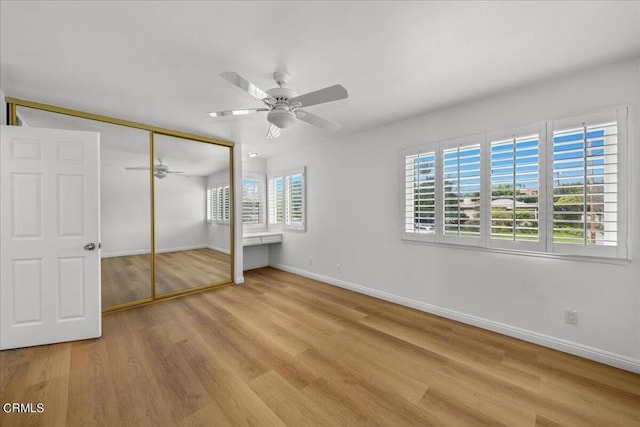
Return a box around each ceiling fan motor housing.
[266,86,298,129]
[214,71,346,136]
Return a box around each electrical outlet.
[307,257,313,266]
[336,264,342,271]
[565,309,579,326]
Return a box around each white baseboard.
[270,263,640,374]
[207,245,231,255]
[102,245,218,258]
[243,259,269,271]
[157,245,208,254]
[235,275,245,284]
[101,249,151,258]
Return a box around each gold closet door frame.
[5,97,236,313]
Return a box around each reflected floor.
[101,248,231,308]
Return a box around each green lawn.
[490,229,588,244]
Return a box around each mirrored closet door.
[154,133,231,297]
[12,101,234,312]
[100,125,153,307]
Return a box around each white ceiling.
[2,1,639,160]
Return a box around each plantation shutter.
[489,131,543,250]
[212,187,220,221]
[223,186,230,221]
[550,108,626,258]
[285,170,305,230]
[442,143,481,240]
[242,177,262,225]
[206,188,212,223]
[268,176,284,225]
[401,108,626,259]
[404,150,436,240]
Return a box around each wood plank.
[101,248,230,308]
[0,266,638,426]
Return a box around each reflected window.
[208,185,230,223]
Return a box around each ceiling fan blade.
[166,170,185,174]
[266,124,281,139]
[296,110,341,133]
[220,72,275,103]
[124,166,150,170]
[208,107,269,118]
[289,84,348,108]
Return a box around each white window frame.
[547,108,628,259]
[268,175,284,226]
[268,167,306,231]
[402,107,629,260]
[404,147,437,243]
[241,174,266,229]
[438,136,484,247]
[404,135,484,247]
[486,122,547,252]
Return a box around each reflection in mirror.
[154,133,231,296]
[15,106,153,308]
[101,127,152,306]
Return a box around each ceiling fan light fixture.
[216,71,348,134]
[267,109,296,129]
[155,171,168,179]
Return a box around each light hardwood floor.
[101,248,231,308]
[2,267,638,426]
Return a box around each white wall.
[232,143,244,283]
[0,89,7,126]
[267,58,640,372]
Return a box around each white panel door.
[1,125,101,350]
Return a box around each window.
[550,110,625,258]
[443,143,481,239]
[286,173,305,227]
[242,175,265,226]
[404,150,436,235]
[208,185,230,223]
[403,107,627,259]
[268,176,284,225]
[268,167,306,231]
[489,130,543,251]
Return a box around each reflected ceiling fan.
[210,71,348,139]
[124,158,184,179]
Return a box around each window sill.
[266,224,306,233]
[401,237,631,266]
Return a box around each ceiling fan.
[124,158,184,179]
[210,71,348,139]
